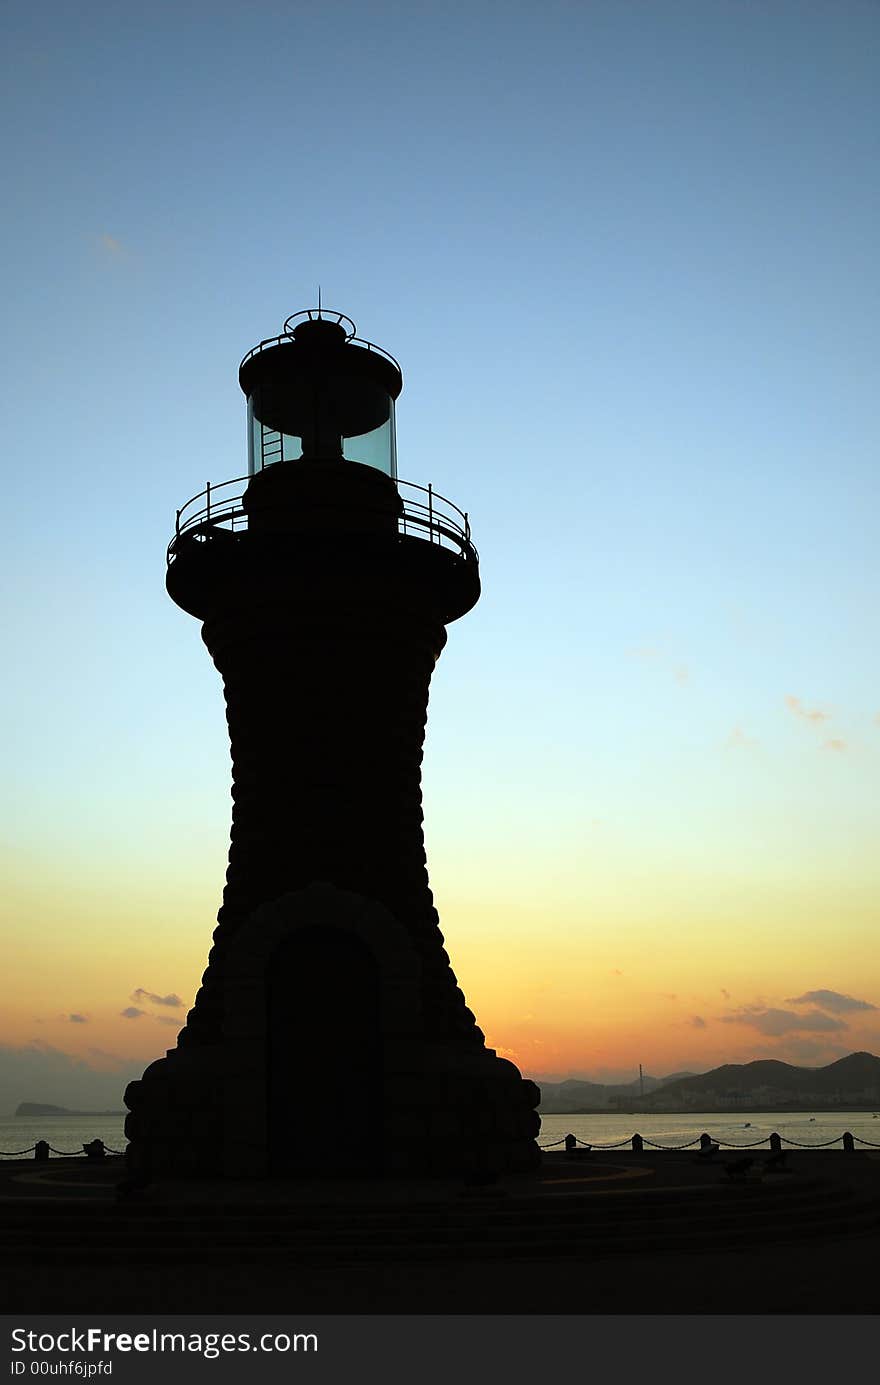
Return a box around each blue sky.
[1,0,879,1092]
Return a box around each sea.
[0,1114,127,1159]
[1,1110,880,1159]
[537,1110,880,1152]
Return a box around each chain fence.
[538,1131,880,1151]
[0,1142,125,1160]
[2,1130,879,1161]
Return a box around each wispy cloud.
[824,738,846,753]
[155,1016,180,1028]
[786,989,876,1015]
[690,1015,707,1029]
[131,989,183,1009]
[627,645,690,687]
[98,232,129,259]
[67,1014,88,1024]
[720,988,731,1001]
[785,694,830,724]
[120,1006,145,1020]
[725,724,759,750]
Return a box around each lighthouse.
[124,308,541,1178]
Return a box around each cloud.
[120,1006,145,1020]
[785,694,830,724]
[753,1036,850,1064]
[155,1016,180,1027]
[725,724,758,750]
[690,1015,707,1029]
[786,989,876,1015]
[67,1014,88,1024]
[131,989,183,1009]
[611,969,623,976]
[0,1040,144,1116]
[98,232,128,259]
[721,1006,847,1036]
[720,988,731,1000]
[627,645,690,686]
[824,738,846,752]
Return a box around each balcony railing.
[167,474,478,567]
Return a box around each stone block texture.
[125,461,540,1178]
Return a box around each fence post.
[34,1140,49,1162]
[428,483,433,541]
[699,1133,714,1151]
[206,480,211,524]
[631,1133,643,1152]
[564,1133,576,1154]
[769,1132,782,1153]
[842,1131,855,1153]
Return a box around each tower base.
[125,883,541,1180]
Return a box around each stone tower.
[124,309,540,1178]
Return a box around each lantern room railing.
[239,331,403,379]
[167,475,477,567]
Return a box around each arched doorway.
[267,925,383,1174]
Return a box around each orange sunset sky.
[3,2,880,1111]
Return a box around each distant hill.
[631,1052,880,1112]
[537,1071,700,1113]
[14,1102,125,1118]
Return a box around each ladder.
[260,421,284,468]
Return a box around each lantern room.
[239,310,403,478]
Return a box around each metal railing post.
[206,480,211,524]
[428,483,433,542]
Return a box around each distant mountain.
[631,1052,880,1111]
[15,1102,125,1118]
[537,1071,701,1113]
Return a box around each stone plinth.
[125,883,540,1178]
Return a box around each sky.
[1,0,879,1112]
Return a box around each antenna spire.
[317,283,322,315]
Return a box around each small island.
[15,1102,125,1118]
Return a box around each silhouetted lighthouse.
[125,308,540,1178]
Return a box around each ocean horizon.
[2,1109,880,1160]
